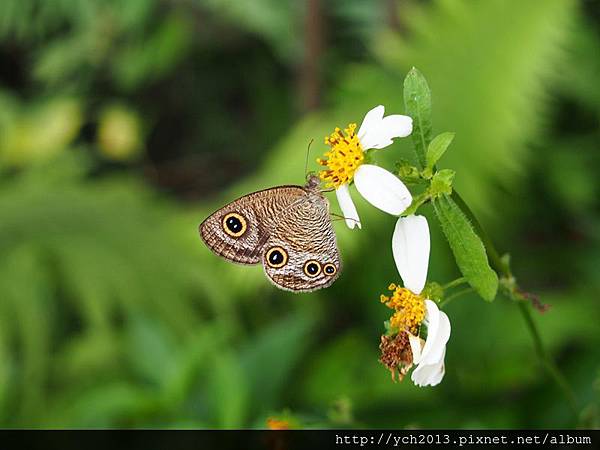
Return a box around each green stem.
[439,287,473,308]
[402,190,431,217]
[451,189,578,416]
[442,277,467,290]
[518,302,579,416]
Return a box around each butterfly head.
[305,172,321,191]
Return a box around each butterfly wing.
[199,186,308,264]
[261,190,341,292]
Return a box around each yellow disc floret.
[380,284,426,334]
[317,123,364,189]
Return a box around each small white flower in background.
[380,215,451,387]
[317,105,413,229]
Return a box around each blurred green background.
[0,0,598,428]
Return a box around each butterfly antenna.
[304,138,314,179]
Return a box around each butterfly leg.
[330,212,360,225]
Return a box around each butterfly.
[199,174,341,292]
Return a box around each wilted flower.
[317,105,413,229]
[379,215,451,387]
[379,331,413,382]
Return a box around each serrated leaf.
[433,194,498,301]
[403,67,432,169]
[426,132,455,169]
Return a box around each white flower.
[409,300,451,387]
[318,105,413,229]
[393,215,451,387]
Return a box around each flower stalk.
[438,287,473,308]
[450,189,579,416]
[441,277,467,291]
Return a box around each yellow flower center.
[317,123,364,189]
[380,283,425,334]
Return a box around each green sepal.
[395,158,421,184]
[383,319,399,337]
[422,282,444,303]
[430,169,455,198]
[403,67,432,169]
[432,194,499,301]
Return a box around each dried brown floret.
[379,332,414,382]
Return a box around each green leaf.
[403,67,432,169]
[433,194,498,301]
[426,132,455,170]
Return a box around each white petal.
[357,105,384,141]
[357,105,413,150]
[335,183,361,229]
[426,360,446,386]
[392,215,430,294]
[411,361,440,387]
[411,349,446,387]
[408,333,423,365]
[354,165,412,216]
[418,300,440,362]
[419,300,451,366]
[421,311,450,366]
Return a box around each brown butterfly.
[199,175,341,292]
